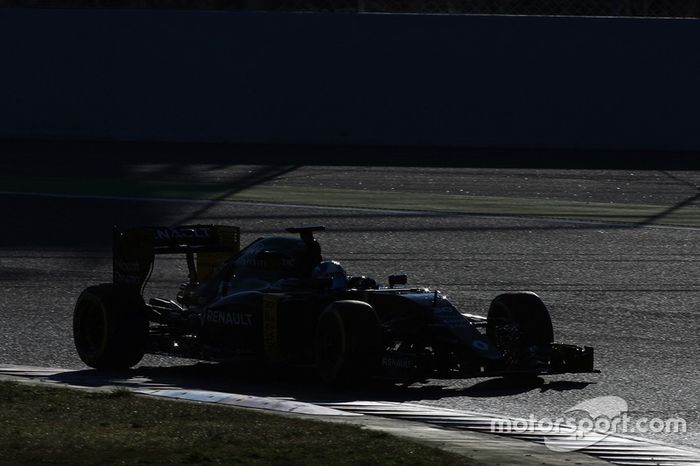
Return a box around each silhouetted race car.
[73,225,597,382]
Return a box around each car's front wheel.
[315,300,381,383]
[486,292,553,369]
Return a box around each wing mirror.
[388,274,408,288]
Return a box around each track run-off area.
[1,159,700,459]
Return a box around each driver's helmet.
[312,260,347,290]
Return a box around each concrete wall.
[1,9,699,150]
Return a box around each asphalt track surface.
[1,165,699,451]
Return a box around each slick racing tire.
[73,284,148,370]
[486,292,553,367]
[315,300,381,384]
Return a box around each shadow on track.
[634,171,700,227]
[171,164,300,226]
[0,164,299,250]
[5,142,700,252]
[43,362,595,405]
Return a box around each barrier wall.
[1,9,699,150]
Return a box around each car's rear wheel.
[486,292,553,369]
[73,284,148,370]
[315,300,381,383]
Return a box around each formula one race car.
[73,225,597,383]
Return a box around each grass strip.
[3,174,700,227]
[0,381,470,465]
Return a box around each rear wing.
[113,225,240,291]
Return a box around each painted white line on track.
[2,190,699,232]
[0,365,73,375]
[136,389,359,416]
